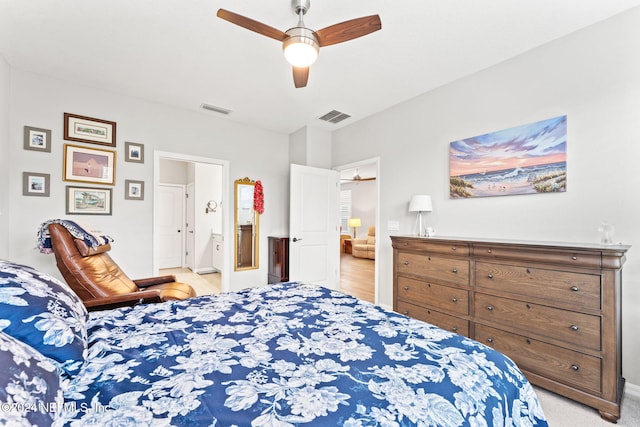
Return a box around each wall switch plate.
[388,220,400,231]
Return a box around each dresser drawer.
[475,294,601,351]
[397,276,469,315]
[475,324,601,395]
[474,244,602,268]
[397,252,470,286]
[476,262,601,310]
[397,301,469,336]
[394,238,470,256]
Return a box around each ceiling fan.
[341,168,376,182]
[217,0,382,88]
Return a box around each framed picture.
[23,126,52,152]
[63,144,116,185]
[449,115,567,198]
[64,113,116,147]
[124,180,145,200]
[124,141,144,163]
[22,172,50,197]
[65,186,112,215]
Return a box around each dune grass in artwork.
[449,116,567,198]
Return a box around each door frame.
[334,157,380,305]
[153,151,231,292]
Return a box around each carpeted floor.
[535,386,640,426]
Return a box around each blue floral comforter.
[60,282,548,426]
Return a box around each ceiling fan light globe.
[283,27,319,67]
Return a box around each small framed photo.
[24,126,52,152]
[22,172,50,197]
[66,186,112,215]
[64,113,116,147]
[124,141,144,163]
[124,180,145,200]
[63,144,116,185]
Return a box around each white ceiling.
[1,1,639,135]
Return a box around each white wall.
[333,8,640,387]
[342,180,376,236]
[0,55,9,259]
[8,69,290,290]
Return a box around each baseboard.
[626,381,640,399]
[194,267,217,275]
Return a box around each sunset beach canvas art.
[449,115,567,198]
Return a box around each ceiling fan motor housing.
[292,0,311,15]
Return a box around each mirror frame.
[234,177,259,271]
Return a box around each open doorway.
[153,151,230,296]
[336,158,379,304]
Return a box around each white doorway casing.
[153,151,231,293]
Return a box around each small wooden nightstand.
[344,239,352,254]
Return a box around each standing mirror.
[234,177,259,270]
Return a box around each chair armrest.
[133,275,177,288]
[352,238,367,245]
[84,290,163,312]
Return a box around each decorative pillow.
[0,331,64,425]
[0,259,88,376]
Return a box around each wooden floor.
[339,253,375,302]
[161,254,375,303]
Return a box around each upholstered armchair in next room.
[352,226,375,259]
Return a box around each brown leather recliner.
[48,223,196,311]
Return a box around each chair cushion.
[0,260,88,376]
[148,282,197,300]
[0,332,64,425]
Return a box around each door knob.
[292,237,302,242]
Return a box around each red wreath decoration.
[253,180,264,215]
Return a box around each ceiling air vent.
[201,103,231,115]
[318,109,351,124]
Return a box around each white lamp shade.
[409,195,433,212]
[348,218,362,228]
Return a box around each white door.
[289,164,340,289]
[185,182,195,271]
[158,185,184,269]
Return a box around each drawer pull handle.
[451,246,457,251]
[526,338,532,344]
[452,268,458,273]
[526,268,531,274]
[403,286,409,291]
[452,327,458,332]
[571,364,580,371]
[572,256,578,260]
[570,286,579,292]
[487,305,494,311]
[487,274,494,279]
[570,325,579,331]
[487,249,492,254]
[487,338,494,343]
[403,261,410,266]
[403,310,409,315]
[452,297,458,303]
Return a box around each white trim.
[334,156,380,305]
[153,150,231,293]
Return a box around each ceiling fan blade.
[292,66,309,88]
[217,9,286,42]
[316,15,381,47]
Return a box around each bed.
[0,259,548,426]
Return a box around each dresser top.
[390,235,630,253]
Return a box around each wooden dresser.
[268,236,289,284]
[391,235,630,422]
